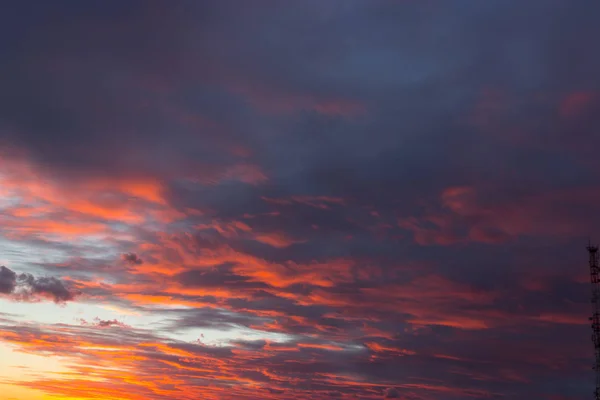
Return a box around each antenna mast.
[588,242,600,400]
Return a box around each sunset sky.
[1,1,600,399]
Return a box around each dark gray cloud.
[17,274,76,303]
[0,266,77,303]
[121,252,143,265]
[1,0,598,188]
[167,306,271,332]
[89,318,130,329]
[175,263,268,291]
[0,265,17,294]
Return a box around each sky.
[0,0,599,399]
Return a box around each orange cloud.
[253,232,306,248]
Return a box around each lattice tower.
[588,243,600,400]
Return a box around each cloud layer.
[0,1,599,399]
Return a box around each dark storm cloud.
[0,1,256,183]
[1,0,599,212]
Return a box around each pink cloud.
[560,91,596,118]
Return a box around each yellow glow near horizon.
[0,343,70,373]
[0,341,105,400]
[0,383,47,400]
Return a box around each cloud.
[80,318,130,329]
[560,91,596,118]
[252,232,306,248]
[0,266,77,303]
[122,253,144,265]
[0,265,17,294]
[17,274,75,303]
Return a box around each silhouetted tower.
[588,242,600,400]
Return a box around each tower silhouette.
[588,242,600,400]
